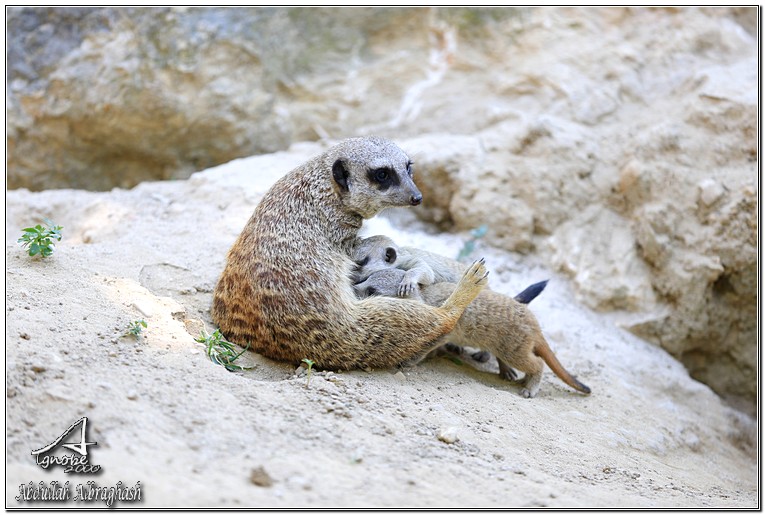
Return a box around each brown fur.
[211,137,488,370]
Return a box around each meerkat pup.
[352,235,467,297]
[353,235,546,301]
[212,137,489,371]
[352,237,590,398]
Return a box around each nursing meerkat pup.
[353,238,589,398]
[211,137,489,370]
[353,235,468,297]
[353,235,546,302]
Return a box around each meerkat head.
[327,137,422,219]
[353,268,407,299]
[352,235,399,284]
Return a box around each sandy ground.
[5,142,759,508]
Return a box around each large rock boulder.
[397,8,757,413]
[7,6,524,190]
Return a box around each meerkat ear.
[332,159,350,192]
[384,247,397,264]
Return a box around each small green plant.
[302,358,316,388]
[18,218,63,258]
[456,224,489,262]
[196,329,253,372]
[126,319,147,338]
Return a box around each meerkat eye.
[366,287,378,296]
[406,161,414,176]
[367,167,398,189]
[384,247,397,264]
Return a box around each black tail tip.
[579,383,592,395]
[514,279,549,304]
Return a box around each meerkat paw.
[442,258,489,315]
[471,350,492,363]
[398,279,418,298]
[463,258,489,285]
[519,374,541,398]
[443,343,465,356]
[497,358,519,381]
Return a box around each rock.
[438,427,460,444]
[393,371,407,382]
[249,466,274,487]
[392,8,757,413]
[183,318,206,338]
[549,205,657,312]
[7,7,515,191]
[697,179,725,206]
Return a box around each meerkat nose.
[410,193,423,206]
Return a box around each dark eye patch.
[366,167,400,191]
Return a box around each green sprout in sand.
[18,218,63,258]
[302,358,316,388]
[196,329,253,372]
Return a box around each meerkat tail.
[533,339,591,394]
[514,280,548,304]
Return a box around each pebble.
[126,390,139,400]
[325,373,343,384]
[250,466,274,487]
[698,179,725,206]
[184,318,205,337]
[438,426,459,444]
[394,371,406,382]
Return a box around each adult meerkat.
[211,137,489,370]
[352,237,590,398]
